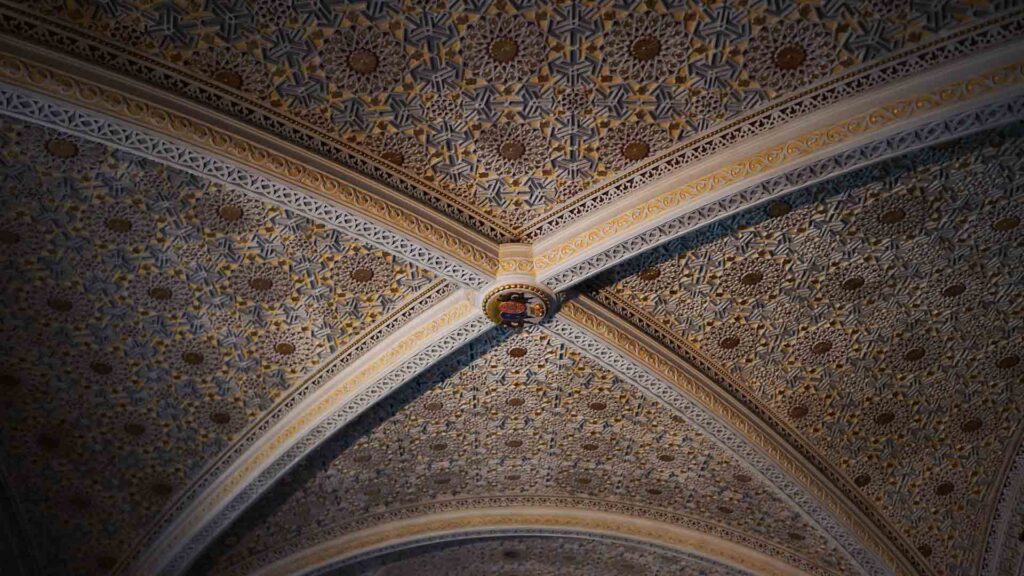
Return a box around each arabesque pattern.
[0,2,1022,576]
[590,123,1024,576]
[194,327,853,576]
[0,117,442,575]
[2,0,1019,238]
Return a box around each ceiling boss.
[482,283,552,328]
[482,243,554,328]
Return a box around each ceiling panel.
[0,117,448,575]
[587,122,1024,576]
[194,327,854,576]
[2,0,1018,239]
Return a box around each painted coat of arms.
[483,286,550,328]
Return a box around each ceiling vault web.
[0,3,1021,576]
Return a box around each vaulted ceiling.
[0,1,1021,576]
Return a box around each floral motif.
[571,387,629,421]
[185,326,852,576]
[461,14,546,85]
[600,122,672,171]
[0,117,443,576]
[129,273,193,316]
[227,261,293,304]
[26,284,94,327]
[363,132,430,174]
[331,252,394,295]
[72,349,131,388]
[321,26,407,95]
[81,201,154,246]
[256,326,316,371]
[562,431,622,463]
[592,127,1024,576]
[401,390,464,424]
[820,261,882,305]
[856,398,915,441]
[920,267,987,311]
[857,193,927,238]
[718,257,784,299]
[978,342,1023,384]
[555,466,609,496]
[128,472,179,514]
[702,322,757,361]
[475,123,547,178]
[20,124,106,173]
[0,216,47,263]
[165,339,221,379]
[495,332,548,369]
[745,21,837,93]
[193,399,248,437]
[603,12,689,84]
[794,325,851,367]
[944,402,989,444]
[922,464,972,507]
[974,198,1023,246]
[480,382,542,417]
[101,407,159,446]
[188,47,273,97]
[618,254,682,294]
[195,188,268,234]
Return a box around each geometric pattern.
[192,327,854,576]
[323,536,753,576]
[0,3,1020,576]
[7,0,1019,239]
[542,93,1024,291]
[0,117,442,576]
[589,122,1024,576]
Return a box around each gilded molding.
[552,297,912,576]
[497,257,536,275]
[252,507,809,576]
[495,243,537,278]
[534,60,1024,277]
[0,40,500,286]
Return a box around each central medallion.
[482,284,552,328]
[489,38,519,63]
